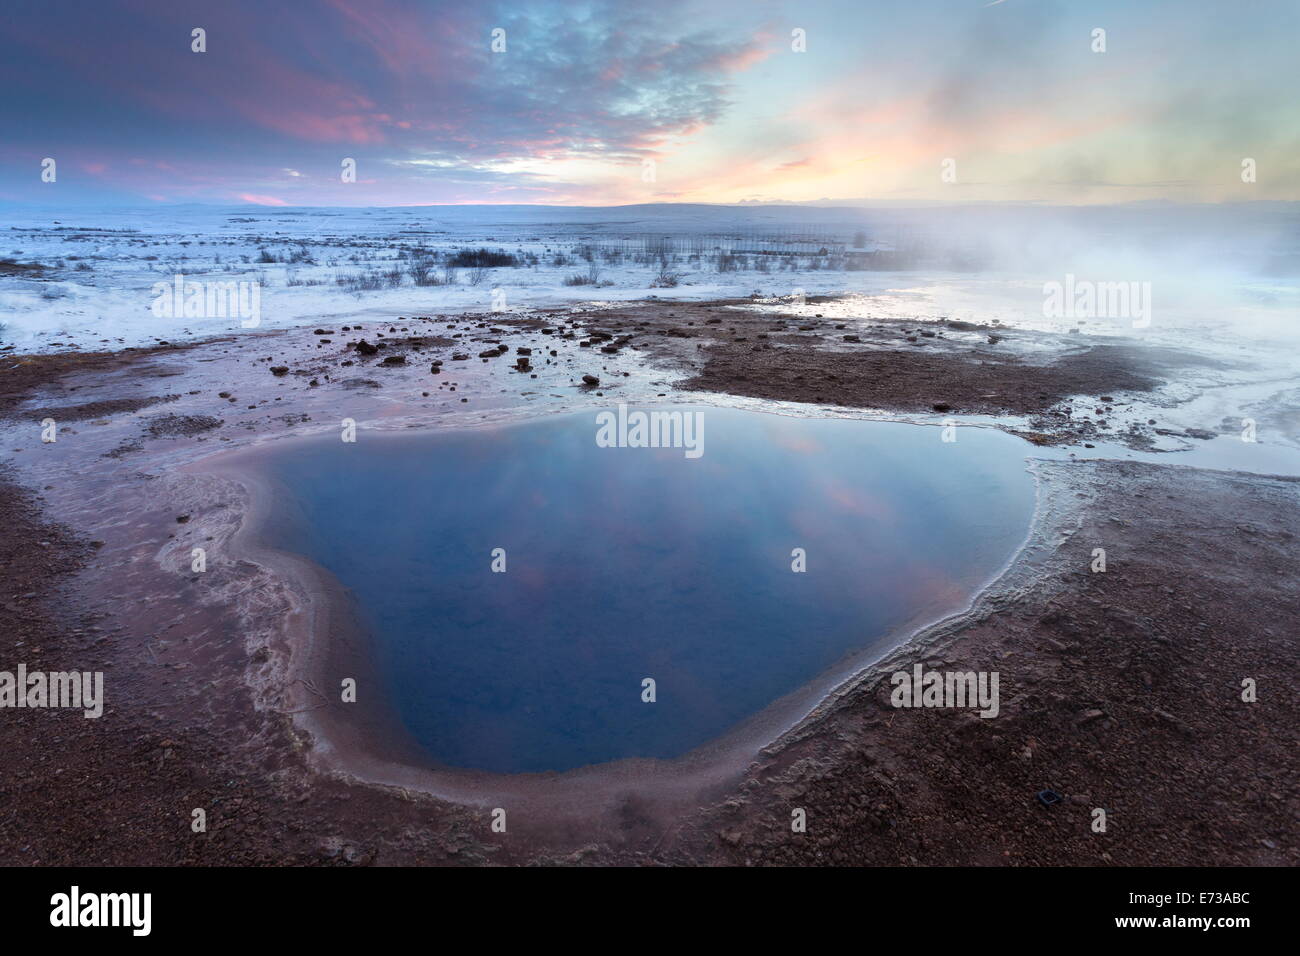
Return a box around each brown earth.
[657,461,1298,866]
[0,346,186,420]
[0,466,495,866]
[0,305,1294,866]
[684,340,1173,415]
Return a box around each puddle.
[254,406,1035,773]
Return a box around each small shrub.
[650,261,680,288]
[408,258,442,286]
[336,270,385,292]
[449,248,518,268]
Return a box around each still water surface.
[262,407,1033,773]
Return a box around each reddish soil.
[0,306,1293,866]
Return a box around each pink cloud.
[235,193,288,206]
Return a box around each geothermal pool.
[260,407,1034,774]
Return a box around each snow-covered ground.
[2,202,1297,455]
[3,202,1296,354]
[0,203,876,350]
[0,204,1294,473]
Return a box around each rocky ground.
[660,460,1298,866]
[1,297,1229,448]
[0,298,1294,866]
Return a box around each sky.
[1,0,1297,207]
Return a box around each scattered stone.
[1074,708,1106,726]
[145,414,222,438]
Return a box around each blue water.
[262,407,1033,773]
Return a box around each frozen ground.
[2,202,1297,456]
[0,203,885,350]
[1,202,1294,346]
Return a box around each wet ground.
[0,296,1296,865]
